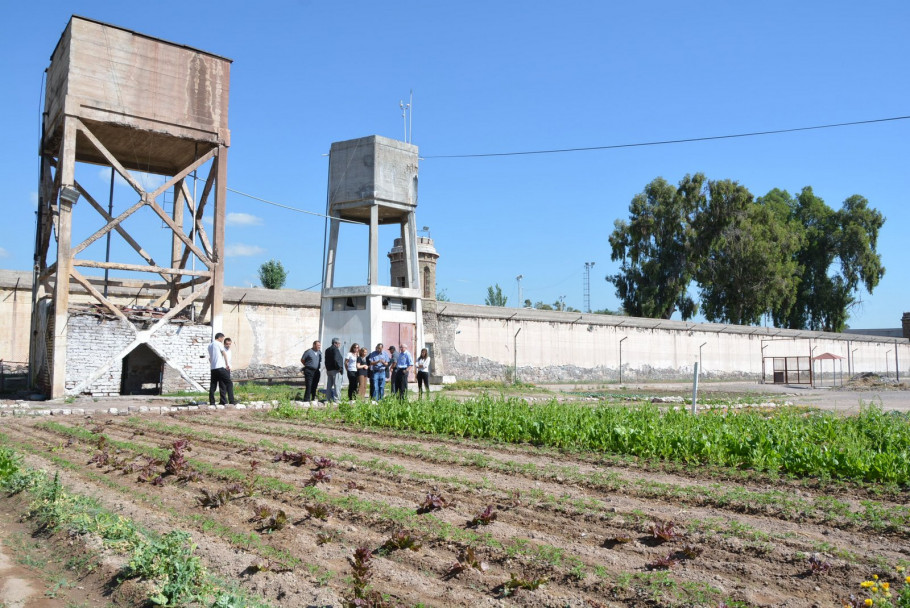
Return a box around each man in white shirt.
[208,332,235,405]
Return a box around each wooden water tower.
[31,16,231,397]
[320,135,424,359]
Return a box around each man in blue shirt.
[367,343,389,400]
[393,344,413,400]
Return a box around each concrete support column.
[406,211,419,291]
[325,217,340,289]
[368,205,379,285]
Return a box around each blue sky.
[2,1,908,328]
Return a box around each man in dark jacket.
[324,337,344,403]
[300,340,322,402]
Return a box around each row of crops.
[275,396,910,485]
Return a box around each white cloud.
[226,212,263,227]
[30,192,39,208]
[202,216,213,226]
[225,243,265,258]
[0,247,10,259]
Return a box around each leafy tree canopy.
[258,259,288,289]
[608,177,885,331]
[484,284,508,307]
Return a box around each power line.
[226,187,363,224]
[423,115,910,159]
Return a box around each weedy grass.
[272,396,910,484]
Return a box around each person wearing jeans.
[367,343,389,400]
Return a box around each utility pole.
[516,274,523,307]
[584,261,595,313]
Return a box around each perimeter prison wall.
[2,269,908,389]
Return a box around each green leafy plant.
[304,503,332,521]
[500,572,546,596]
[379,530,423,553]
[121,530,206,606]
[0,447,22,483]
[196,485,241,509]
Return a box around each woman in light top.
[416,348,430,399]
[345,343,360,401]
[356,347,370,398]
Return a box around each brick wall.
[65,313,210,396]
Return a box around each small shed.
[812,352,845,388]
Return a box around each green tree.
[607,173,706,319]
[593,307,625,316]
[608,176,885,330]
[695,181,803,325]
[258,259,288,289]
[436,289,451,301]
[770,188,885,331]
[485,284,508,307]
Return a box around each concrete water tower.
[31,16,231,397]
[320,135,423,356]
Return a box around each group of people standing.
[209,334,431,405]
[300,338,431,403]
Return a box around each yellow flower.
[882,582,889,590]
[864,599,873,606]
[906,575,910,584]
[897,565,905,573]
[873,574,879,580]
[862,581,875,588]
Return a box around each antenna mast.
[399,91,414,143]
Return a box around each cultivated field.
[0,385,908,607]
